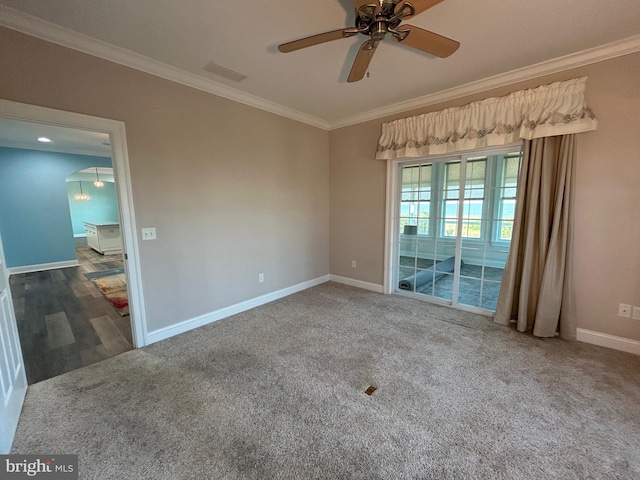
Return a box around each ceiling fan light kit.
[278,0,460,83]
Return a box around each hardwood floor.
[10,242,132,384]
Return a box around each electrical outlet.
[632,306,640,321]
[141,227,156,240]
[352,260,356,268]
[258,273,264,283]
[618,303,632,318]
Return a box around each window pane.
[464,160,486,197]
[499,220,514,241]
[466,159,486,186]
[495,154,522,242]
[445,163,460,200]
[462,160,485,237]
[504,157,520,185]
[419,165,432,191]
[443,200,458,237]
[400,203,413,217]
[461,221,482,238]
[402,165,420,189]
[462,199,483,218]
[501,199,516,220]
[417,202,430,218]
[401,192,416,202]
[417,201,430,235]
[401,164,433,235]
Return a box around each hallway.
[10,242,132,384]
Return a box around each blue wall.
[0,147,112,268]
[67,181,119,236]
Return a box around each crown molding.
[329,33,640,129]
[0,5,330,130]
[2,5,639,132]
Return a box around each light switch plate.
[141,227,156,240]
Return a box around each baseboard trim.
[8,260,79,275]
[576,328,640,356]
[146,274,331,345]
[329,275,384,293]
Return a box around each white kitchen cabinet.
[84,222,122,255]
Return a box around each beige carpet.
[11,282,640,479]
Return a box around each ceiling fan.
[278,0,460,83]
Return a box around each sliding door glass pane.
[442,162,460,237]
[457,152,521,311]
[397,150,521,314]
[462,159,486,238]
[431,243,456,301]
[398,164,433,293]
[496,155,520,241]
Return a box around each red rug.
[86,269,129,316]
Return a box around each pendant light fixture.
[74,181,90,202]
[93,167,104,188]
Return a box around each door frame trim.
[0,99,147,347]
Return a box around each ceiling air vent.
[203,61,247,82]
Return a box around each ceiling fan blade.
[278,29,357,53]
[393,25,459,57]
[396,0,445,17]
[348,40,379,83]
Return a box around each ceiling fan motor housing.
[356,1,414,38]
[371,21,389,41]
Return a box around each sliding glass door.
[395,147,522,314]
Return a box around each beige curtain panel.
[494,135,578,339]
[376,77,597,160]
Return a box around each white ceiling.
[1,0,640,129]
[0,118,111,157]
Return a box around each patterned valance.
[376,77,598,160]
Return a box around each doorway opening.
[0,99,146,384]
[390,146,522,315]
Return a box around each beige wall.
[329,52,640,341]
[1,25,638,343]
[0,27,330,331]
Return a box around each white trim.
[1,5,638,131]
[329,275,384,293]
[394,289,495,317]
[0,99,147,349]
[146,275,331,345]
[110,120,147,348]
[0,5,329,131]
[383,159,397,294]
[331,34,640,129]
[8,260,78,275]
[576,328,640,356]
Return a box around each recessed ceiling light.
[37,137,52,143]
